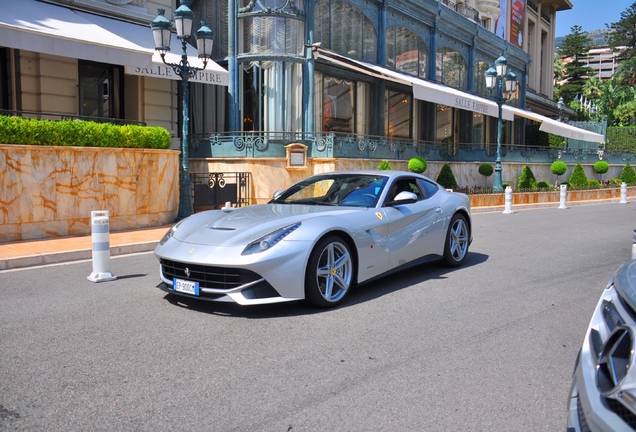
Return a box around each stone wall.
[190,158,625,204]
[0,145,179,242]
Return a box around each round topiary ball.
[594,160,609,175]
[551,160,567,176]
[478,163,494,177]
[408,157,427,173]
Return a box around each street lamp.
[485,54,518,192]
[151,1,213,220]
[557,96,565,121]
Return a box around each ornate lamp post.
[151,1,213,220]
[557,96,565,121]
[485,55,518,192]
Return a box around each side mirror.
[388,191,417,206]
[272,189,285,200]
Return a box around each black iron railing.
[190,172,252,210]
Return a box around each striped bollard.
[632,229,636,261]
[502,186,514,214]
[558,184,568,209]
[87,210,117,282]
[620,182,628,204]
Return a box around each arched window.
[436,47,467,90]
[239,0,305,57]
[315,0,377,62]
[386,27,427,79]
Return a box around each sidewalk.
[0,226,171,271]
[0,198,623,271]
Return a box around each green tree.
[478,163,494,187]
[593,160,609,181]
[517,165,537,190]
[551,160,567,185]
[436,164,458,190]
[557,25,595,104]
[607,2,636,61]
[378,160,392,170]
[620,163,636,184]
[569,162,589,188]
[407,157,427,173]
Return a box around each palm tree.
[615,57,636,86]
[583,76,603,99]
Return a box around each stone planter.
[469,186,636,208]
[0,145,180,242]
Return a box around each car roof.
[312,170,435,183]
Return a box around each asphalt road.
[1,203,635,431]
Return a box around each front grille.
[606,398,636,429]
[577,397,591,432]
[160,259,261,290]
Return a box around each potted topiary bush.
[436,164,458,190]
[551,160,567,186]
[517,165,537,190]
[408,157,427,174]
[593,160,609,183]
[378,160,392,170]
[478,163,494,188]
[620,163,636,185]
[568,163,589,189]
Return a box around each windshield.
[272,174,388,207]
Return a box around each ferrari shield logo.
[189,248,195,254]
[375,212,383,220]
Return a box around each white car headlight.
[242,222,301,255]
[158,220,185,246]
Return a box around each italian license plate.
[173,278,200,296]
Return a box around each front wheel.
[305,235,353,308]
[442,213,470,267]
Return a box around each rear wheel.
[305,235,353,307]
[442,213,470,267]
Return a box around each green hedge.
[606,127,636,153]
[0,115,171,149]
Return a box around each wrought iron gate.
[191,172,251,211]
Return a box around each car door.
[382,177,445,269]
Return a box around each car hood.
[614,259,636,312]
[172,204,365,247]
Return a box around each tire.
[305,235,353,307]
[442,213,470,267]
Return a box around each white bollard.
[632,229,636,261]
[620,182,628,204]
[558,184,568,209]
[502,186,514,214]
[87,210,117,282]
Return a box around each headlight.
[158,220,184,246]
[242,222,301,255]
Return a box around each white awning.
[0,0,228,86]
[316,49,514,121]
[504,106,605,143]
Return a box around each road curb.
[0,241,158,271]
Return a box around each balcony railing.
[439,0,480,24]
[190,131,628,165]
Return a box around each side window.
[417,179,439,199]
[386,177,423,204]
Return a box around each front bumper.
[568,280,636,431]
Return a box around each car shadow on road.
[345,252,489,307]
[162,252,489,319]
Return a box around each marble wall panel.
[0,145,180,242]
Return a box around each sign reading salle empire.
[454,97,492,115]
[125,64,228,86]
